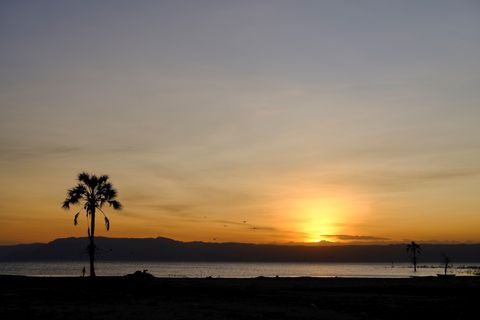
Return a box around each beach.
[1,275,479,320]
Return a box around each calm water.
[1,262,479,278]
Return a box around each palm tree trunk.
[413,253,417,272]
[89,208,96,278]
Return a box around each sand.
[1,275,479,319]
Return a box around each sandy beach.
[1,275,479,319]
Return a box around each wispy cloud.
[0,143,145,161]
[149,203,195,214]
[0,144,84,160]
[212,219,303,236]
[213,219,277,231]
[324,168,480,192]
[250,226,277,231]
[321,234,390,241]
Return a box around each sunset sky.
[1,0,480,245]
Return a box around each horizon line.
[2,236,480,247]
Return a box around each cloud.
[150,203,195,214]
[0,142,146,162]
[321,234,390,241]
[323,168,480,193]
[250,226,277,231]
[212,219,304,235]
[0,144,83,160]
[213,220,276,231]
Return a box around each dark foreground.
[1,275,479,320]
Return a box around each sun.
[290,195,369,243]
[298,198,342,242]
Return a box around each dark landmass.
[1,275,479,320]
[1,237,480,262]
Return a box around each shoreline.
[2,261,478,279]
[0,274,473,278]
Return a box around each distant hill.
[1,237,479,262]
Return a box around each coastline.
[1,275,479,319]
[1,261,477,278]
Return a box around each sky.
[1,0,480,245]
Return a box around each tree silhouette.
[62,172,122,277]
[442,253,451,276]
[406,241,421,272]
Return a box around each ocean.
[1,261,479,278]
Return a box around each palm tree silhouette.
[406,241,421,272]
[62,172,122,277]
[442,253,451,276]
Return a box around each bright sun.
[292,196,369,243]
[299,199,342,242]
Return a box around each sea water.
[1,261,478,278]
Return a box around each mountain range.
[1,237,480,262]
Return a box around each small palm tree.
[406,241,421,272]
[62,172,122,277]
[442,253,452,276]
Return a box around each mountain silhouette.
[1,237,480,262]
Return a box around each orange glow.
[290,195,370,243]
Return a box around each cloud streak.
[321,234,390,241]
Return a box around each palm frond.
[104,185,117,198]
[74,212,80,226]
[98,175,109,185]
[104,216,110,231]
[88,175,98,191]
[78,172,91,184]
[108,200,122,210]
[62,184,87,209]
[97,207,112,231]
[62,200,71,209]
[97,181,121,208]
[406,242,421,254]
[78,172,100,194]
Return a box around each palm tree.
[406,241,421,272]
[62,172,122,277]
[442,253,451,276]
